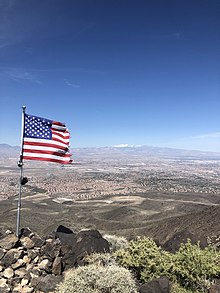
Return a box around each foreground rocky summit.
[0,225,219,293]
[0,226,109,292]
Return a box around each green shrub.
[103,234,129,252]
[115,237,220,291]
[115,237,174,281]
[56,264,138,293]
[174,240,220,290]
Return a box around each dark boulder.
[54,225,77,248]
[73,229,110,266]
[20,227,33,238]
[139,277,170,293]
[55,231,77,247]
[56,225,74,234]
[55,228,110,269]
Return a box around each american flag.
[22,113,72,164]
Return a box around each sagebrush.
[56,263,138,293]
[103,234,129,252]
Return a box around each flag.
[22,113,72,164]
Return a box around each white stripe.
[24,137,69,148]
[23,145,67,153]
[52,133,70,143]
[52,124,66,131]
[52,130,70,137]
[23,152,71,162]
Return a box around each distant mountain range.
[0,144,20,158]
[1,143,220,160]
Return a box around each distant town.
[1,145,220,202]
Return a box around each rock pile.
[0,226,110,292]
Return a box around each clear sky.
[0,0,220,151]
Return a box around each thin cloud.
[21,67,106,75]
[0,66,104,84]
[64,79,80,88]
[192,132,220,139]
[152,32,184,40]
[0,67,41,84]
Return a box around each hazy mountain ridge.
[1,143,220,161]
[73,145,220,160]
[0,144,20,158]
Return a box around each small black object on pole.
[16,105,26,237]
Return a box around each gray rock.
[20,237,35,249]
[20,286,34,293]
[3,267,14,279]
[5,230,13,235]
[21,278,29,286]
[52,257,63,275]
[0,277,7,287]
[27,249,38,260]
[0,283,11,293]
[30,267,41,278]
[26,263,34,271]
[31,275,62,293]
[23,255,31,264]
[31,235,45,248]
[7,276,23,288]
[1,249,24,268]
[0,234,19,250]
[11,258,25,269]
[14,267,27,278]
[40,239,60,260]
[38,259,52,273]
[12,284,22,293]
[0,248,6,260]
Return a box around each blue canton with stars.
[24,114,53,140]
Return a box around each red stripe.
[52,137,69,145]
[52,130,70,139]
[23,156,72,164]
[23,149,71,157]
[52,121,65,126]
[24,141,68,151]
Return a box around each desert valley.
[0,144,220,245]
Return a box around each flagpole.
[16,106,26,237]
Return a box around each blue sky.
[0,0,220,151]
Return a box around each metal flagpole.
[16,106,26,237]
